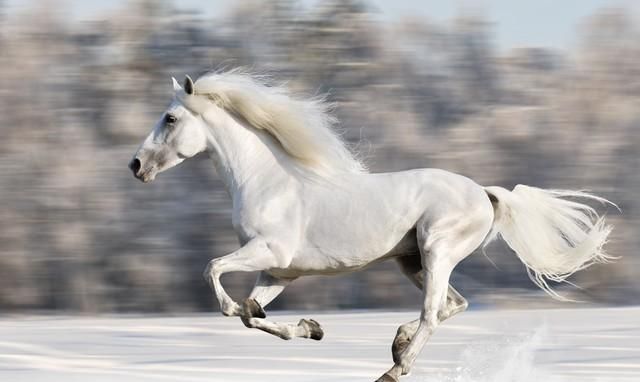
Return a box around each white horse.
[129,69,615,382]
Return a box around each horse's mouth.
[134,169,156,183]
[140,173,155,183]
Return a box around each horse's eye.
[165,114,177,124]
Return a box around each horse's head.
[129,76,208,183]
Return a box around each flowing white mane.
[193,69,366,176]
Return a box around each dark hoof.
[298,318,324,340]
[375,373,398,382]
[242,298,266,319]
[391,336,410,364]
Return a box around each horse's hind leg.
[378,208,493,381]
[392,256,468,363]
[396,255,469,320]
[240,272,324,341]
[379,245,454,381]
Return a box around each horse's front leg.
[240,272,324,341]
[203,238,284,317]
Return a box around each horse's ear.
[184,75,194,95]
[172,77,182,92]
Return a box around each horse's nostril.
[129,158,141,175]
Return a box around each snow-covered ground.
[0,307,638,382]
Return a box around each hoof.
[375,373,398,382]
[391,335,410,364]
[298,318,324,340]
[242,298,266,319]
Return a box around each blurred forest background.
[0,0,638,313]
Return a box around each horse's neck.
[203,111,291,196]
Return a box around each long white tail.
[484,185,617,300]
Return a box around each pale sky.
[5,0,639,50]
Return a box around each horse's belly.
[268,228,419,278]
[266,169,481,278]
[268,254,377,277]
